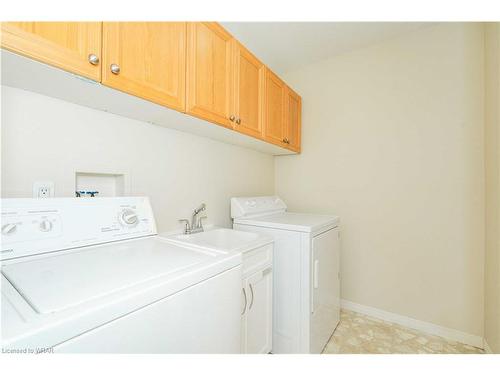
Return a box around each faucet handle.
[179,219,191,234]
[193,203,206,215]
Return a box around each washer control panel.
[1,197,157,260]
[1,212,62,242]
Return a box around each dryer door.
[310,228,340,353]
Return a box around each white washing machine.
[231,196,340,354]
[1,197,242,353]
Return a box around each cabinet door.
[1,22,102,81]
[285,87,302,152]
[102,22,186,111]
[263,68,287,146]
[244,268,273,354]
[186,22,233,128]
[232,40,265,139]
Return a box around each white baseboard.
[340,299,484,349]
[483,339,493,354]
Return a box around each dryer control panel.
[231,196,287,219]
[1,197,157,260]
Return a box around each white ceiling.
[222,22,433,76]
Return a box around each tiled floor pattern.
[322,309,484,354]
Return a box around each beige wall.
[1,86,275,232]
[485,23,500,353]
[275,23,485,337]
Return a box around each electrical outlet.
[33,181,54,198]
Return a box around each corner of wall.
[484,21,500,354]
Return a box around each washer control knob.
[39,219,53,232]
[120,209,139,227]
[1,223,18,236]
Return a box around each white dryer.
[1,197,242,353]
[231,196,340,354]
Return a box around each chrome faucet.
[179,203,207,235]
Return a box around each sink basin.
[164,228,272,253]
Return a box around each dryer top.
[231,196,339,233]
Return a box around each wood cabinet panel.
[263,68,287,146]
[102,22,186,111]
[1,22,102,81]
[232,40,265,139]
[186,22,233,128]
[285,87,302,152]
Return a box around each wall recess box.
[75,172,126,197]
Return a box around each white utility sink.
[163,228,272,253]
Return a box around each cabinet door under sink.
[241,267,273,354]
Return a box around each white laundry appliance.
[231,196,340,354]
[1,197,242,353]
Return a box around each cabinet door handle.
[241,287,247,315]
[235,118,241,125]
[229,115,235,122]
[88,54,99,65]
[110,63,121,75]
[314,259,319,289]
[249,283,254,310]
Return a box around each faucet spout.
[191,203,206,232]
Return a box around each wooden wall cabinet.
[102,22,186,111]
[263,68,302,152]
[263,68,287,147]
[2,21,301,153]
[285,87,302,152]
[1,22,102,81]
[232,40,265,139]
[186,22,233,129]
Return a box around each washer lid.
[1,237,217,314]
[234,212,340,233]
